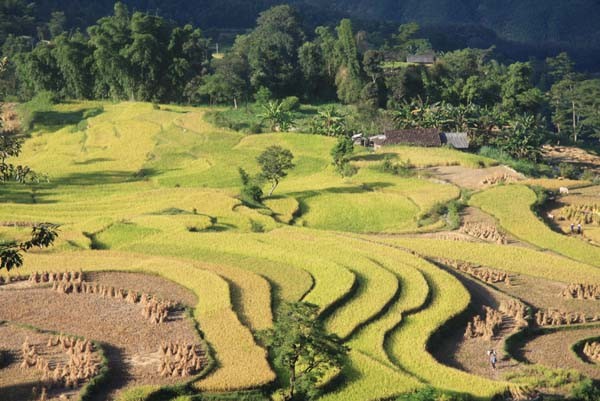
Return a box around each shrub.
[380,155,415,177]
[18,90,57,130]
[396,387,471,401]
[250,220,265,233]
[254,87,272,105]
[571,379,600,401]
[478,146,552,177]
[83,106,104,119]
[280,96,300,112]
[558,162,579,179]
[245,122,263,134]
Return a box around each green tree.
[261,302,348,401]
[199,52,249,107]
[48,11,67,39]
[88,2,132,99]
[331,136,358,178]
[123,12,170,101]
[298,41,330,99]
[0,133,58,271]
[52,32,93,99]
[335,19,363,104]
[498,114,546,161]
[15,41,65,96]
[238,167,263,204]
[501,61,545,115]
[246,5,304,97]
[391,22,431,59]
[0,0,35,43]
[314,26,339,82]
[166,24,210,102]
[257,145,294,196]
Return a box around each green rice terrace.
[1,101,599,401]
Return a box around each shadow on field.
[350,152,398,162]
[88,344,129,401]
[0,381,38,401]
[31,107,104,133]
[289,182,394,219]
[73,158,116,165]
[0,184,58,204]
[52,168,159,186]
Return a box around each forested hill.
[28,0,600,69]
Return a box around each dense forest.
[1,1,599,162]
[3,0,600,69]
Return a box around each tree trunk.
[288,367,296,400]
[233,97,238,109]
[572,99,577,142]
[268,181,278,197]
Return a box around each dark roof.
[441,132,470,149]
[374,128,442,147]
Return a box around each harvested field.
[0,323,92,401]
[432,270,522,380]
[0,272,203,401]
[517,327,600,380]
[542,145,600,174]
[428,165,524,190]
[86,271,198,307]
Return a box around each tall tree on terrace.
[246,5,305,97]
[257,145,294,197]
[335,19,363,104]
[261,302,348,401]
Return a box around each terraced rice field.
[2,101,599,401]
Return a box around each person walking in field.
[570,223,575,234]
[487,349,497,370]
[577,223,582,235]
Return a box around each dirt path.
[432,268,522,380]
[0,272,203,401]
